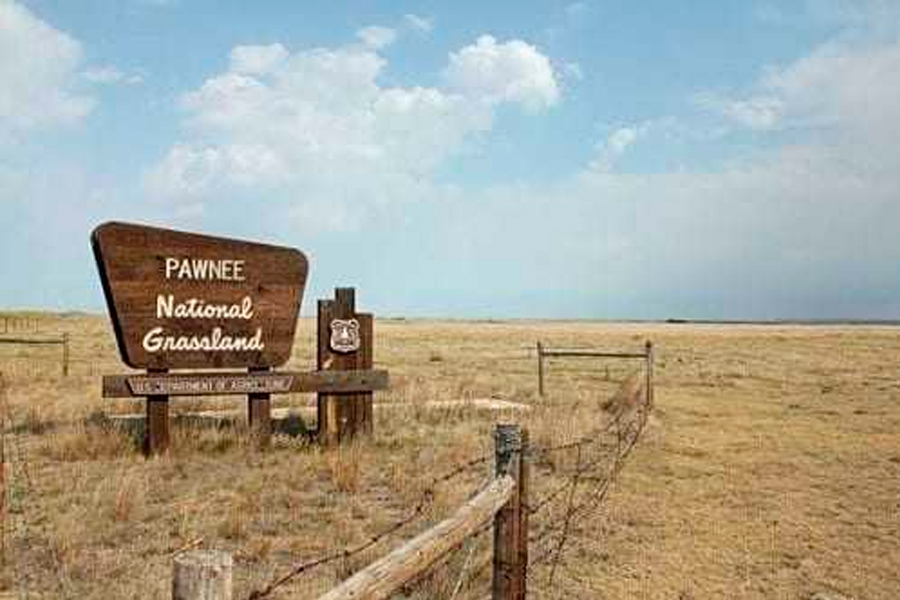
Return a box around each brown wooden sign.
[92,222,308,370]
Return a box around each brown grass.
[0,313,898,598]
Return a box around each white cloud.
[588,123,651,172]
[760,39,900,146]
[145,143,289,198]
[229,44,289,74]
[705,33,900,148]
[697,93,784,131]
[443,35,560,111]
[83,66,124,84]
[83,65,144,85]
[0,1,94,133]
[146,36,560,230]
[403,14,433,34]
[356,25,397,50]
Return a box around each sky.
[1,0,899,319]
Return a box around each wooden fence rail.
[318,475,515,600]
[0,333,69,377]
[536,340,653,398]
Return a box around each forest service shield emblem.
[329,318,360,354]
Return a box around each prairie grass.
[0,313,898,598]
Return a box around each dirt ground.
[0,313,898,599]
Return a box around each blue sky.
[2,0,899,319]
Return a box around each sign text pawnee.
[92,222,309,370]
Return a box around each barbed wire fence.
[240,360,652,600]
[0,335,653,600]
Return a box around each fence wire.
[247,362,651,600]
[0,372,38,596]
[525,374,651,594]
[247,453,492,599]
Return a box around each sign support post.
[247,366,272,448]
[317,287,374,445]
[146,368,170,455]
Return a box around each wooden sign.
[92,222,308,370]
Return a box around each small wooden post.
[492,423,528,600]
[317,288,373,445]
[536,341,544,397]
[247,366,271,449]
[173,550,232,600]
[145,368,169,456]
[62,333,69,377]
[645,340,654,408]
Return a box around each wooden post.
[145,368,169,456]
[317,288,374,445]
[247,366,271,448]
[536,341,544,397]
[62,333,69,377]
[173,550,232,600]
[645,340,654,408]
[492,423,527,600]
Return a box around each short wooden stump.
[173,550,233,600]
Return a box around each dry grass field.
[0,312,898,599]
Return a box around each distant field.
[1,313,898,599]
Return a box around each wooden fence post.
[173,550,232,600]
[536,341,544,397]
[645,340,654,408]
[317,287,374,445]
[492,423,528,600]
[62,333,69,377]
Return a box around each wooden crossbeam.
[540,349,647,359]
